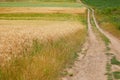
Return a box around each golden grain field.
[0,20,84,66]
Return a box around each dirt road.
[62,6,120,79]
[63,9,107,80]
[91,9,120,57]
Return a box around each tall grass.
[0,28,86,80]
[0,13,87,80]
[96,9,120,39]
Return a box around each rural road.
[63,9,107,80]
[63,3,120,79]
[91,9,120,57]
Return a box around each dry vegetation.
[0,7,86,14]
[0,16,87,80]
[0,1,87,79]
[0,20,84,65]
[101,23,120,39]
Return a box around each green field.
[0,13,86,21]
[82,0,120,8]
[0,2,83,7]
[82,0,120,39]
[0,0,76,2]
[34,0,76,2]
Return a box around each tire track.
[62,9,107,80]
[91,9,120,57]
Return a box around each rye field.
[0,0,87,80]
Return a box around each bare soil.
[0,7,86,14]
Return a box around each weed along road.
[63,9,107,80]
[91,9,120,54]
[0,0,120,80]
[62,1,120,80]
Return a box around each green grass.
[89,10,110,47]
[0,0,76,2]
[0,13,87,80]
[82,0,120,39]
[35,0,76,2]
[113,71,120,79]
[87,13,112,74]
[0,2,83,7]
[111,56,120,65]
[0,29,86,80]
[96,10,120,39]
[0,13,86,21]
[106,63,113,80]
[81,0,120,8]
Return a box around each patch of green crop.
[0,2,83,7]
[0,13,85,20]
[111,56,120,65]
[0,0,76,2]
[113,71,120,79]
[36,0,76,2]
[81,0,120,8]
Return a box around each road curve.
[91,9,120,55]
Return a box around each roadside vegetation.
[0,28,86,80]
[89,10,110,48]
[82,0,120,39]
[0,13,87,80]
[111,56,120,79]
[82,1,120,79]
[89,10,113,80]
[111,56,120,65]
